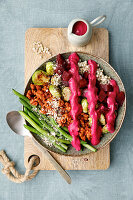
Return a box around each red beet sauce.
[55,52,125,150]
[86,60,102,145]
[68,53,82,151]
[106,80,119,133]
[72,21,87,36]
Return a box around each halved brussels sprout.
[102,125,109,134]
[88,117,92,127]
[49,85,61,99]
[46,62,54,75]
[81,98,88,113]
[32,70,50,85]
[99,114,106,125]
[96,104,99,109]
[62,87,71,101]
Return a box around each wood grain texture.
[24,28,110,170]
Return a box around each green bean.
[49,117,72,141]
[24,125,69,153]
[81,143,97,152]
[19,111,66,152]
[25,122,67,151]
[49,117,97,152]
[32,111,61,135]
[25,123,67,152]
[40,119,56,133]
[24,124,70,145]
[39,113,51,125]
[52,143,66,153]
[56,133,61,137]
[24,124,42,136]
[13,90,38,117]
[13,89,50,124]
[57,138,71,144]
[61,126,69,133]
[23,106,28,114]
[21,105,68,146]
[19,98,32,110]
[12,89,31,105]
[19,111,49,137]
[37,115,70,145]
[40,115,71,144]
[60,143,68,150]
[19,98,39,118]
[27,111,43,127]
[27,107,59,134]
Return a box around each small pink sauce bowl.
[68,16,106,47]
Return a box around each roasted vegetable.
[99,114,106,125]
[88,117,92,127]
[81,98,88,113]
[62,87,71,101]
[46,62,54,75]
[49,85,61,99]
[102,125,109,133]
[32,70,50,85]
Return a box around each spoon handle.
[32,138,71,184]
[90,15,106,27]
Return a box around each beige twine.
[0,150,39,183]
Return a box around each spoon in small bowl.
[6,111,71,184]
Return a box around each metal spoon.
[6,111,71,184]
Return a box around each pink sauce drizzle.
[86,60,102,145]
[72,21,87,36]
[68,53,82,151]
[106,80,119,132]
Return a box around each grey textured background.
[0,0,133,199]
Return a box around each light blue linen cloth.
[0,0,133,199]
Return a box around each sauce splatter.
[72,21,87,36]
[68,53,82,151]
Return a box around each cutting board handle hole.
[28,155,40,167]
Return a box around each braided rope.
[0,150,39,183]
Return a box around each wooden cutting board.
[24,28,110,170]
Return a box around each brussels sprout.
[32,70,50,85]
[81,98,88,113]
[62,87,71,101]
[102,125,109,134]
[99,114,106,125]
[88,117,92,127]
[46,62,54,75]
[51,74,61,86]
[96,104,99,109]
[49,85,61,99]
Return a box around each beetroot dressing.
[68,53,82,151]
[86,60,102,145]
[106,80,119,132]
[72,21,87,36]
[65,53,124,149]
